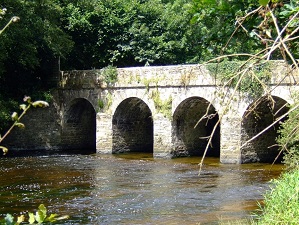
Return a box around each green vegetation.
[142,76,163,92]
[100,65,118,86]
[0,204,69,225]
[97,99,104,110]
[0,96,49,155]
[151,90,172,119]
[207,61,272,99]
[0,98,18,133]
[196,1,299,224]
[2,0,297,131]
[2,0,299,224]
[255,169,299,225]
[276,100,299,169]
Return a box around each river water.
[0,153,283,224]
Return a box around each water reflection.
[0,153,283,224]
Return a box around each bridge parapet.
[116,64,215,88]
[269,61,299,85]
[59,70,100,89]
[59,64,217,90]
[59,62,298,90]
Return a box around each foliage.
[0,97,18,133]
[0,1,73,99]
[1,0,299,105]
[276,100,299,169]
[190,0,262,62]
[0,204,69,225]
[151,90,172,119]
[0,96,49,155]
[255,169,299,225]
[61,0,196,68]
[190,0,299,63]
[206,61,272,99]
[100,65,118,86]
[196,1,299,223]
[98,99,104,110]
[196,0,299,173]
[0,8,19,35]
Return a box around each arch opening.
[62,98,96,154]
[112,97,153,154]
[241,96,289,163]
[172,97,220,158]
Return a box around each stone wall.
[2,90,98,155]
[2,98,62,155]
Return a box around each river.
[0,153,283,224]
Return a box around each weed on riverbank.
[254,169,299,225]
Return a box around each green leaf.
[35,204,47,223]
[11,112,18,121]
[32,101,49,108]
[4,214,14,225]
[259,0,269,6]
[17,215,25,224]
[15,123,25,129]
[46,214,58,222]
[19,104,27,111]
[0,146,8,155]
[28,212,35,224]
[38,204,47,216]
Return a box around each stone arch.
[110,91,156,118]
[112,97,153,154]
[62,98,96,153]
[171,97,220,157]
[241,95,289,163]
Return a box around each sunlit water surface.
[0,153,283,224]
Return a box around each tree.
[61,0,197,69]
[0,1,73,132]
[190,0,264,61]
[0,0,73,98]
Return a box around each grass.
[254,169,299,225]
[218,169,299,225]
[218,218,254,225]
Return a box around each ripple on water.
[0,154,284,224]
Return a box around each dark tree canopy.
[1,0,298,131]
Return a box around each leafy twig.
[0,96,49,155]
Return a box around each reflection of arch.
[171,97,220,157]
[241,96,289,163]
[112,97,153,154]
[62,98,96,153]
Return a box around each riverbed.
[0,153,283,224]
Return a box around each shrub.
[276,101,299,169]
[256,169,299,225]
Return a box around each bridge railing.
[59,62,299,90]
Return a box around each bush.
[276,101,299,169]
[256,169,299,225]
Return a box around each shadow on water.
[0,153,284,224]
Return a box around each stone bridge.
[4,62,299,163]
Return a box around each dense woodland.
[0,0,298,131]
